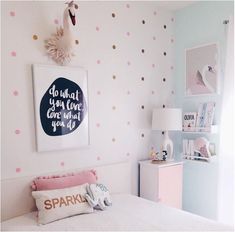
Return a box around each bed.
[1,161,233,231]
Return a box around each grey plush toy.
[85,183,112,210]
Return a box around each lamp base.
[162,131,174,160]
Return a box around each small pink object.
[194,137,211,158]
[97,156,101,161]
[126,32,130,36]
[10,11,15,17]
[13,90,19,96]
[54,19,59,24]
[97,60,101,64]
[96,123,100,127]
[15,129,21,135]
[16,168,21,173]
[96,26,100,31]
[152,64,156,68]
[97,91,101,95]
[60,162,64,166]
[11,51,16,57]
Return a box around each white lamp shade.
[152,108,182,131]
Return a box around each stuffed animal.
[85,183,112,210]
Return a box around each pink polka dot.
[96,123,100,128]
[126,3,130,8]
[171,38,174,43]
[13,90,19,96]
[10,11,15,17]
[126,32,130,36]
[96,26,100,31]
[54,19,59,24]
[152,64,156,68]
[15,129,21,135]
[60,161,65,167]
[153,11,157,16]
[153,36,156,40]
[97,60,101,64]
[97,156,101,161]
[11,51,16,57]
[151,146,154,150]
[127,61,131,66]
[16,168,21,173]
[97,91,101,95]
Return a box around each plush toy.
[85,183,112,210]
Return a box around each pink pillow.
[31,170,97,191]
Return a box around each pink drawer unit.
[139,160,183,209]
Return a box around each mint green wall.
[173,1,233,220]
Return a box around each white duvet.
[1,194,233,231]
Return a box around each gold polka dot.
[33,34,38,40]
[75,39,79,45]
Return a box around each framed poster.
[185,43,219,96]
[32,64,89,152]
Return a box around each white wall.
[1,1,175,194]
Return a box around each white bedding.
[1,194,233,231]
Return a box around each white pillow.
[32,183,93,225]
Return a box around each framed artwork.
[185,43,219,96]
[32,64,89,152]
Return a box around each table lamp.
[152,108,182,160]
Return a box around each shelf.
[183,155,210,162]
[182,125,218,134]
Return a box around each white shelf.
[183,154,210,162]
[182,125,218,134]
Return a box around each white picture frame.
[32,64,89,152]
[185,43,219,96]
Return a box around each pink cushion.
[31,170,97,191]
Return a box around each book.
[203,102,216,131]
[183,112,197,131]
[196,103,207,131]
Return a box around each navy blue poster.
[40,77,87,136]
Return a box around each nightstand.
[139,160,183,209]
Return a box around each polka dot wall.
[2,1,175,194]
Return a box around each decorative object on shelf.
[195,102,216,132]
[152,108,182,161]
[45,1,78,65]
[150,150,167,162]
[185,43,219,96]
[182,137,212,161]
[183,112,197,131]
[32,64,89,152]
